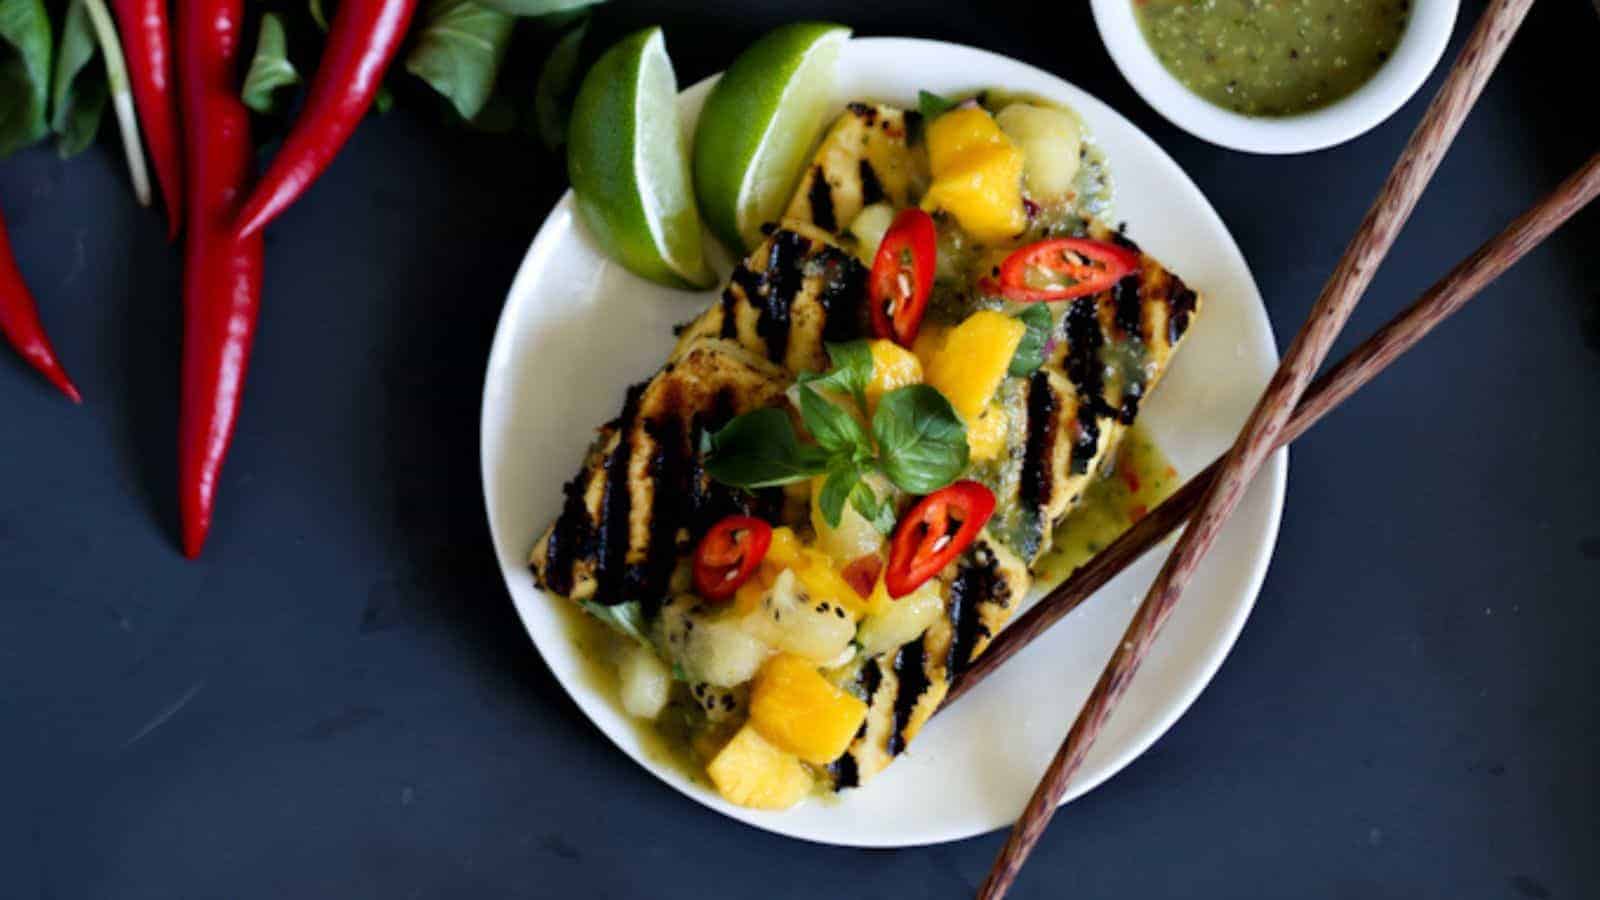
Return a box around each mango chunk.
[922,308,1025,423]
[748,653,869,766]
[922,107,1026,244]
[864,339,923,413]
[762,528,868,618]
[707,724,813,810]
[966,402,1010,462]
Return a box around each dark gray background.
[3,2,1596,897]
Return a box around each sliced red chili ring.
[980,237,1140,303]
[884,481,996,598]
[692,515,773,601]
[868,207,937,346]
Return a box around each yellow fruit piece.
[925,106,1009,174]
[749,653,869,765]
[925,310,1025,422]
[966,402,1009,462]
[922,107,1026,244]
[864,339,923,413]
[912,323,950,364]
[707,724,814,810]
[761,527,869,618]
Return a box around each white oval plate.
[482,37,1286,848]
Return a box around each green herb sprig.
[703,340,969,531]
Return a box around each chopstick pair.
[969,1,1556,895]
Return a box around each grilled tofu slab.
[530,338,792,609]
[531,100,1202,797]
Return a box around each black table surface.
[4,2,1597,897]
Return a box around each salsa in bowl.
[1092,0,1459,154]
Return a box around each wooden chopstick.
[977,2,1537,896]
[945,148,1600,711]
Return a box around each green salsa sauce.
[1134,0,1411,117]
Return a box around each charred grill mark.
[754,230,809,363]
[888,641,929,756]
[828,752,859,790]
[1072,405,1101,474]
[859,159,885,206]
[634,415,688,615]
[1168,281,1198,344]
[1119,381,1144,426]
[815,246,868,345]
[860,655,884,701]
[847,101,877,126]
[1021,371,1058,509]
[940,554,992,672]
[538,473,592,597]
[1109,228,1140,253]
[806,167,837,233]
[718,285,742,339]
[1113,273,1143,339]
[591,383,645,606]
[1064,296,1107,401]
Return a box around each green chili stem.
[80,0,151,206]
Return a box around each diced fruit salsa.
[544,84,1195,811]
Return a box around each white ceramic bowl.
[482,38,1287,846]
[1091,0,1460,154]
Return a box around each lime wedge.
[568,27,715,289]
[692,22,850,252]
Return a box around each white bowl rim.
[1090,0,1461,155]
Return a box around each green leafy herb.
[49,0,104,157]
[917,89,955,121]
[242,12,300,115]
[703,407,829,489]
[534,17,585,150]
[872,384,968,495]
[578,599,650,645]
[405,0,515,121]
[1008,304,1053,376]
[849,479,897,534]
[816,457,861,529]
[475,0,605,18]
[799,340,873,412]
[307,0,328,31]
[0,0,53,157]
[796,383,870,457]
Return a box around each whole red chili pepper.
[0,203,81,403]
[232,0,417,239]
[110,0,184,239]
[177,0,263,557]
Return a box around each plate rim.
[480,35,1287,848]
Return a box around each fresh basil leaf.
[849,479,897,535]
[797,384,870,456]
[534,17,585,150]
[817,458,860,529]
[872,384,969,495]
[918,89,955,121]
[578,599,650,645]
[704,407,829,489]
[800,339,873,412]
[242,12,300,115]
[1009,304,1053,376]
[476,0,603,17]
[405,0,515,121]
[0,0,52,156]
[49,0,105,157]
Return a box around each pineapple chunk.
[856,576,944,656]
[995,103,1082,201]
[707,724,813,810]
[966,401,1010,462]
[921,106,1026,244]
[748,653,869,766]
[864,339,923,413]
[921,310,1025,419]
